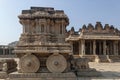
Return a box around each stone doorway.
[96,40,103,55]
[85,40,93,55]
[73,41,79,55]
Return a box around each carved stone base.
[0,68,17,79]
[7,72,76,80]
[95,55,111,63]
[76,69,101,77]
[0,72,8,79]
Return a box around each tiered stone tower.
[14,7,72,73]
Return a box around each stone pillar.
[26,23,30,33]
[108,42,114,55]
[52,22,54,34]
[116,41,118,55]
[3,46,5,55]
[9,48,11,55]
[54,23,57,34]
[29,23,32,33]
[47,25,49,33]
[62,20,65,34]
[106,44,108,55]
[81,40,85,55]
[62,24,64,35]
[114,41,118,55]
[23,25,25,33]
[90,41,92,54]
[59,24,62,34]
[93,40,96,55]
[63,25,65,34]
[24,26,27,33]
[44,24,47,33]
[103,40,106,55]
[70,42,73,55]
[113,41,116,55]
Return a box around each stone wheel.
[19,54,40,73]
[46,54,67,73]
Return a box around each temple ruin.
[0,7,120,79]
[66,22,120,62]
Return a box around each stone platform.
[77,69,101,77]
[0,72,8,79]
[7,72,76,80]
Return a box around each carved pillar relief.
[55,22,60,34]
[31,21,36,33]
[23,25,25,33]
[46,19,50,33]
[41,24,45,33]
[61,20,64,35]
[60,23,62,34]
[44,23,47,33]
[50,20,54,34]
[20,20,28,33]
[114,41,118,55]
[55,20,61,35]
[25,20,31,33]
[35,19,39,33]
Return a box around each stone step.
[109,55,120,62]
[8,72,76,80]
[95,55,111,63]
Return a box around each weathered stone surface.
[75,58,89,71]
[71,57,102,77]
[95,55,111,63]
[0,72,8,79]
[7,72,76,80]
[14,7,71,74]
[46,54,67,73]
[19,54,40,73]
[0,59,17,79]
[6,6,120,80]
[77,69,101,77]
[0,59,17,73]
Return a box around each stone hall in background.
[66,22,120,62]
[1,7,120,80]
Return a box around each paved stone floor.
[82,62,120,80]
[1,58,120,80]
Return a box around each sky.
[0,0,120,45]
